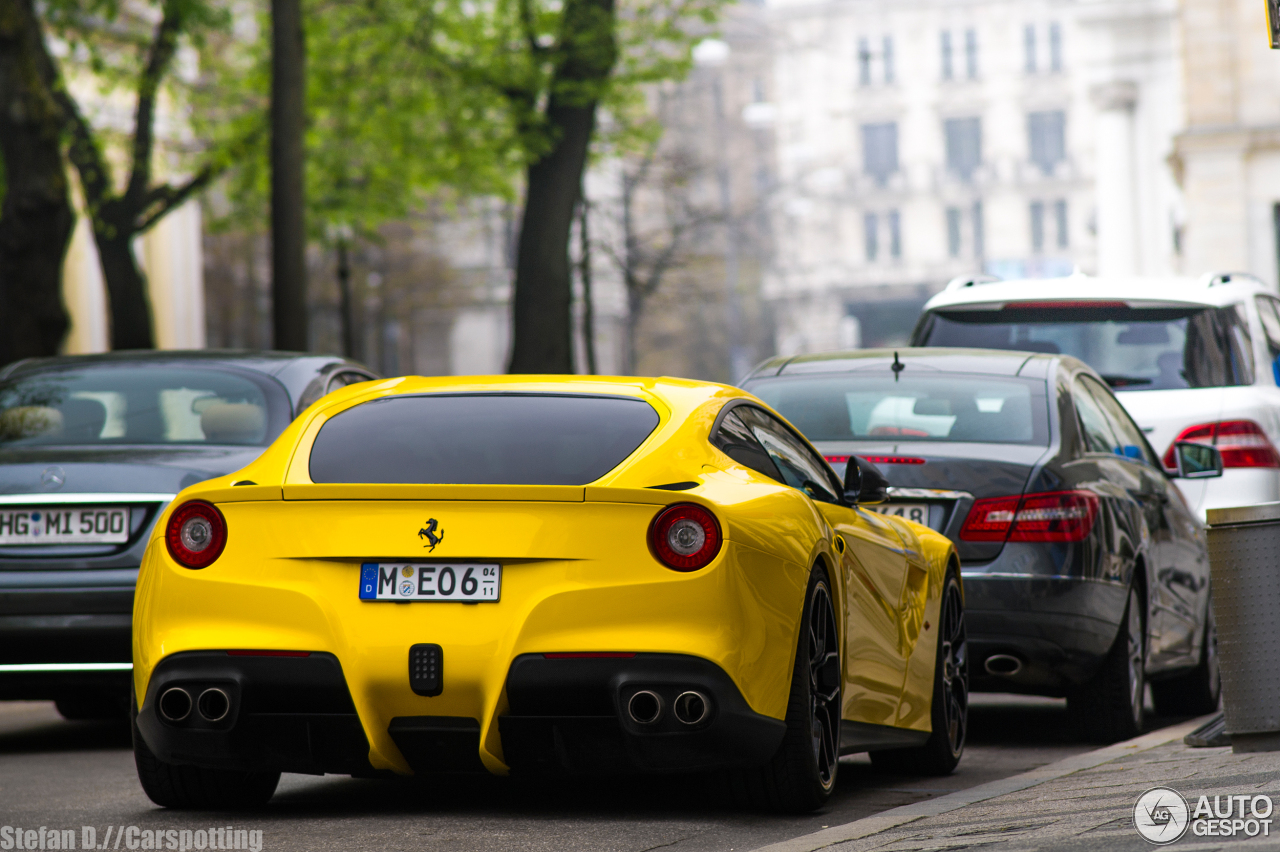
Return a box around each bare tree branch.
[125,0,187,209]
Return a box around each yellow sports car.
[131,376,965,812]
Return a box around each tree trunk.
[336,237,353,357]
[95,228,155,349]
[271,0,308,351]
[0,0,72,364]
[507,0,617,374]
[577,198,596,374]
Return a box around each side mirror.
[844,456,890,504]
[1172,442,1224,479]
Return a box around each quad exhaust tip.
[984,654,1023,677]
[627,690,664,725]
[673,691,711,726]
[158,687,193,722]
[197,687,231,722]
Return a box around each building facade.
[1174,0,1280,286]
[764,0,1185,353]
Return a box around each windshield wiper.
[1100,374,1153,388]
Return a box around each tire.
[731,564,841,813]
[1069,584,1146,743]
[869,566,967,775]
[133,704,279,809]
[1151,599,1221,717]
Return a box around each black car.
[0,351,376,719]
[742,347,1222,742]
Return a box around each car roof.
[744,347,1056,380]
[924,270,1277,312]
[0,350,349,380]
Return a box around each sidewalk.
[755,716,1280,851]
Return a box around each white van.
[911,271,1280,518]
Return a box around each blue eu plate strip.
[359,562,378,600]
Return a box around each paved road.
[0,696,1175,852]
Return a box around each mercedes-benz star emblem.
[40,466,66,490]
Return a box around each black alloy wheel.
[730,565,841,812]
[1070,584,1146,743]
[807,578,842,790]
[937,574,969,760]
[1151,598,1221,716]
[870,566,968,775]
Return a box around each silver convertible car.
[0,351,376,719]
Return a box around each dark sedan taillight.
[960,490,1098,543]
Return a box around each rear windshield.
[913,306,1254,390]
[0,366,284,447]
[308,393,661,485]
[743,375,1049,445]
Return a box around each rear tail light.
[649,503,722,571]
[1161,420,1280,470]
[960,490,1098,543]
[824,455,926,465]
[166,500,227,569]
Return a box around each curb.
[749,713,1217,852]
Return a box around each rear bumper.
[136,651,786,776]
[962,572,1128,695]
[0,569,136,699]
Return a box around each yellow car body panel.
[133,375,958,777]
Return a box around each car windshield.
[0,366,281,447]
[744,374,1049,445]
[913,305,1254,390]
[308,393,661,485]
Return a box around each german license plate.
[359,563,500,602]
[870,503,935,527]
[0,506,129,545]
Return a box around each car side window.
[326,370,376,394]
[1257,297,1280,351]
[712,410,783,481]
[1072,377,1121,456]
[1256,297,1280,384]
[1225,305,1256,385]
[1082,376,1159,467]
[734,406,842,504]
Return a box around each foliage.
[201,0,725,245]
[201,0,527,244]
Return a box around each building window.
[941,31,953,80]
[965,29,978,79]
[883,36,895,84]
[858,38,872,86]
[973,200,985,258]
[945,117,982,182]
[1054,199,1069,248]
[1049,23,1063,72]
[1024,24,1036,73]
[862,122,899,185]
[1030,201,1045,252]
[865,212,879,262]
[1028,111,1066,175]
[888,210,902,259]
[946,207,963,257]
